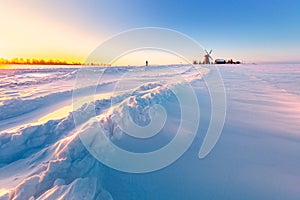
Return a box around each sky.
[0,0,300,64]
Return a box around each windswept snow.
[0,64,300,199]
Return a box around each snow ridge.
[0,80,184,199]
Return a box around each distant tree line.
[193,59,241,65]
[0,58,82,65]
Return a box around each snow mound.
[0,106,113,199]
[0,79,186,199]
[95,83,173,138]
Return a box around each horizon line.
[1,57,300,66]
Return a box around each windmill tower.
[203,49,213,64]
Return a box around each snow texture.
[1,64,300,199]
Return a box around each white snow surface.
[0,64,300,199]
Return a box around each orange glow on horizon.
[0,2,106,66]
[0,57,82,66]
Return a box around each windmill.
[203,49,213,64]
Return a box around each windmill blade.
[205,49,209,54]
[209,50,212,55]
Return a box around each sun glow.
[0,1,103,64]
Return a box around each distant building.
[215,59,226,64]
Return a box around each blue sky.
[1,0,299,63]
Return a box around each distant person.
[146,60,148,66]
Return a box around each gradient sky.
[1,0,300,64]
